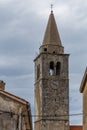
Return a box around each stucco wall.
[0,93,26,130]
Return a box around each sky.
[0,0,87,125]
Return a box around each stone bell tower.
[34,10,69,130]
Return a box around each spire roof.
[42,11,62,46]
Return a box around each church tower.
[34,10,69,130]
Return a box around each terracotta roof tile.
[70,125,82,130]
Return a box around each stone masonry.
[34,10,69,130]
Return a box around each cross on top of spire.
[51,4,53,13]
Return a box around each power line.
[0,110,83,118]
[31,113,83,117]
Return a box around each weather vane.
[51,4,53,12]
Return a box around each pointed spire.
[39,10,64,54]
[42,10,62,46]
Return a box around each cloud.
[0,0,87,125]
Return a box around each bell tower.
[34,10,69,130]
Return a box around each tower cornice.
[34,52,69,62]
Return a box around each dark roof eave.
[80,67,87,93]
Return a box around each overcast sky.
[0,0,87,125]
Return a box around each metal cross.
[51,4,53,11]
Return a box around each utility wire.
[31,113,83,117]
[0,110,83,118]
[0,111,83,117]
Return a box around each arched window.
[37,64,40,79]
[49,61,54,75]
[56,62,61,75]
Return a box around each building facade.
[80,67,87,130]
[34,10,69,130]
[0,80,32,130]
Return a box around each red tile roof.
[70,126,82,130]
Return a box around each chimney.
[0,80,5,90]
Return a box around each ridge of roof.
[0,90,29,104]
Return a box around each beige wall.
[0,94,26,130]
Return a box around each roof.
[70,126,82,130]
[80,67,87,93]
[42,11,62,46]
[0,90,28,104]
